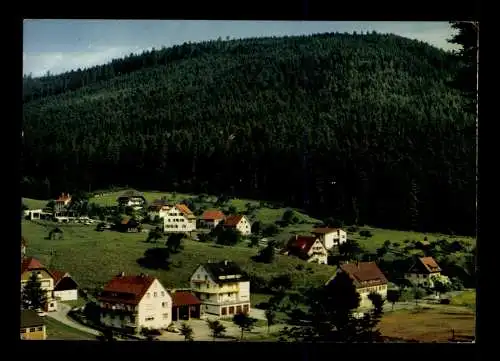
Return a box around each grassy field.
[22,220,335,293]
[450,289,476,309]
[22,197,48,210]
[44,317,96,340]
[379,306,475,342]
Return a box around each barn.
[171,291,202,321]
[50,270,79,301]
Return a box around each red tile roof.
[223,215,244,227]
[171,291,201,307]
[416,257,442,273]
[98,274,156,305]
[339,262,388,288]
[21,257,45,273]
[311,227,342,234]
[286,235,320,256]
[201,210,226,221]
[176,204,195,218]
[56,193,71,202]
[48,270,68,286]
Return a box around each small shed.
[171,291,202,321]
[119,217,141,233]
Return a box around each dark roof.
[286,235,319,254]
[223,215,245,227]
[54,276,78,292]
[410,257,442,274]
[20,310,45,328]
[171,291,201,307]
[148,199,171,210]
[98,274,155,305]
[202,261,248,284]
[49,270,68,285]
[338,262,388,288]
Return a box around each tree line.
[22,31,475,235]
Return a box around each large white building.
[98,273,172,332]
[190,260,251,317]
[163,204,196,233]
[311,228,347,249]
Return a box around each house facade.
[98,273,172,332]
[327,261,388,309]
[199,210,226,229]
[117,190,147,210]
[283,235,328,264]
[147,199,171,221]
[405,257,446,288]
[190,261,251,317]
[21,257,58,312]
[51,271,79,301]
[223,215,252,236]
[54,193,72,217]
[20,310,47,340]
[311,228,347,249]
[170,290,202,321]
[163,204,196,233]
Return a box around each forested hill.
[22,32,475,236]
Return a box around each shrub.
[359,230,373,238]
[440,298,451,305]
[347,226,358,233]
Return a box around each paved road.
[47,303,101,337]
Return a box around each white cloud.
[23,46,140,77]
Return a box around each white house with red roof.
[223,215,252,236]
[51,270,79,301]
[327,261,388,309]
[98,273,172,332]
[405,256,448,288]
[163,204,197,233]
[283,235,328,264]
[199,209,226,229]
[21,257,58,312]
[311,227,347,249]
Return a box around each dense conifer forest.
[22,32,475,235]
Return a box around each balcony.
[191,283,239,294]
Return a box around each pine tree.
[21,272,48,311]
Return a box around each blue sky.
[23,20,458,77]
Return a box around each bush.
[359,230,373,238]
[440,298,451,305]
[347,226,358,233]
[295,264,304,271]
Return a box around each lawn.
[379,307,475,342]
[22,220,335,293]
[90,190,197,207]
[44,317,96,340]
[350,226,476,253]
[450,289,476,309]
[22,197,48,210]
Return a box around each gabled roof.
[410,257,442,274]
[287,235,319,253]
[201,261,248,284]
[311,227,343,234]
[175,204,196,219]
[98,274,156,305]
[201,210,226,221]
[338,262,388,288]
[148,199,171,210]
[21,257,45,274]
[223,215,245,227]
[53,275,78,292]
[48,270,69,286]
[171,291,201,307]
[20,310,45,328]
[117,190,145,200]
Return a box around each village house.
[223,215,252,236]
[21,257,57,312]
[326,261,388,309]
[24,209,43,220]
[190,260,251,317]
[117,190,147,210]
[118,217,141,233]
[147,199,171,221]
[199,209,226,229]
[54,193,72,217]
[98,272,172,333]
[170,290,202,321]
[50,270,79,301]
[282,235,328,264]
[163,204,197,233]
[405,256,447,288]
[20,310,47,340]
[311,227,347,249]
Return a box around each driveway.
[47,302,101,336]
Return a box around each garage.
[171,291,202,321]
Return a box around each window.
[227,293,231,297]
[205,275,208,280]
[163,313,169,319]
[145,316,154,321]
[154,292,157,297]
[50,303,54,307]
[21,329,26,333]
[30,328,36,332]
[147,293,151,298]
[162,302,168,308]
[161,291,165,297]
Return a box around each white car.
[36,309,47,317]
